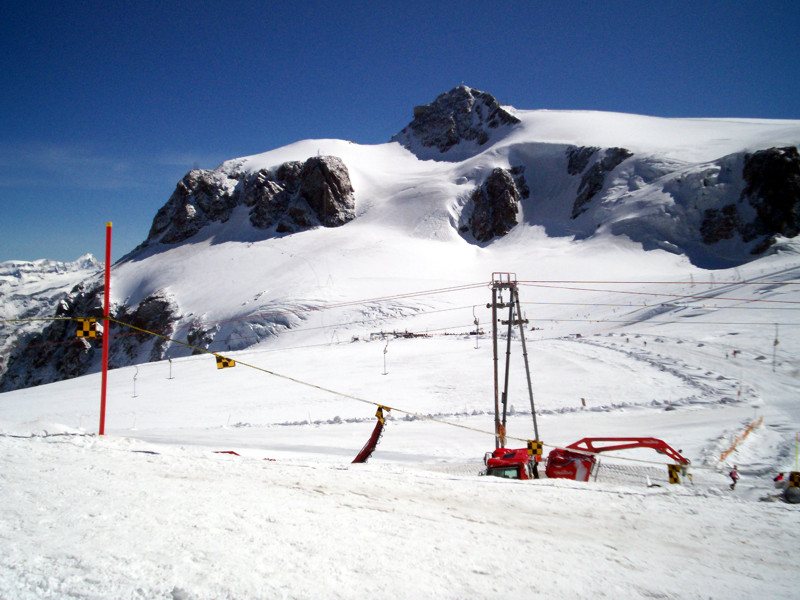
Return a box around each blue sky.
[2,0,798,263]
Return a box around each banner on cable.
[215,355,236,369]
[352,406,390,464]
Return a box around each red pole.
[99,222,112,435]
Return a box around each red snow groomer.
[484,447,541,480]
[545,437,689,482]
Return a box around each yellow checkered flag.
[76,318,97,339]
[527,440,543,457]
[215,355,235,369]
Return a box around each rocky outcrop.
[566,146,600,176]
[468,168,525,242]
[148,169,240,244]
[0,281,102,391]
[244,156,357,233]
[570,146,633,218]
[0,285,180,392]
[186,322,216,355]
[700,204,742,244]
[110,292,179,367]
[742,146,800,240]
[694,147,800,251]
[0,255,102,380]
[392,86,520,157]
[297,156,357,228]
[145,155,355,246]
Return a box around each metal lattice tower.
[488,273,539,448]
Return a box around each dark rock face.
[146,155,355,245]
[469,168,522,242]
[742,146,800,239]
[700,204,742,244]
[298,156,357,227]
[570,146,633,218]
[566,146,599,176]
[509,165,530,200]
[0,285,180,392]
[186,322,216,355]
[149,170,240,245]
[0,282,105,391]
[111,292,179,367]
[695,147,800,252]
[392,86,520,156]
[242,169,287,229]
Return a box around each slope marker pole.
[99,222,112,435]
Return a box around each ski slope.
[3,248,800,598]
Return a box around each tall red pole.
[99,222,112,435]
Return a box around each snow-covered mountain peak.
[391,85,521,161]
[4,88,800,392]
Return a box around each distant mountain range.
[2,86,799,391]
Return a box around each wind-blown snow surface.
[3,243,800,598]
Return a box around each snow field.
[1,429,797,600]
[4,262,800,597]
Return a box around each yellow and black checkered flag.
[215,355,235,369]
[668,464,681,484]
[76,318,97,339]
[527,440,543,457]
[789,472,800,488]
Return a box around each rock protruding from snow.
[569,146,633,219]
[566,146,600,176]
[112,291,180,366]
[0,282,103,391]
[0,285,181,392]
[148,169,240,244]
[700,204,742,245]
[145,156,355,246]
[392,86,520,160]
[742,146,800,241]
[695,146,800,253]
[0,255,102,380]
[244,156,356,233]
[469,168,523,242]
[291,156,356,230]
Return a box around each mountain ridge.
[2,86,800,391]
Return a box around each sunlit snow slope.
[108,107,800,360]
